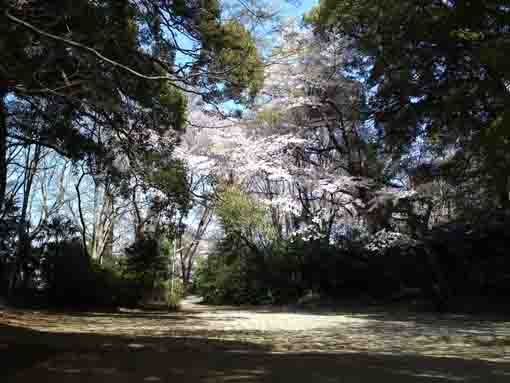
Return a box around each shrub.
[164,279,184,310]
[37,239,144,307]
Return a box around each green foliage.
[2,0,155,146]
[307,0,510,211]
[197,186,350,305]
[123,238,168,292]
[193,238,267,305]
[193,227,450,308]
[157,84,187,133]
[1,0,264,214]
[37,239,140,307]
[211,20,264,102]
[194,236,348,305]
[144,158,190,212]
[196,11,264,103]
[216,185,273,241]
[0,201,19,271]
[255,107,284,128]
[163,279,184,310]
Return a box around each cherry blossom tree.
[182,23,417,245]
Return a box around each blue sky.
[174,0,318,55]
[279,0,318,17]
[173,0,319,111]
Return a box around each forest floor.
[1,296,510,382]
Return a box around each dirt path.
[2,297,510,382]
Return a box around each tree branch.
[5,11,199,95]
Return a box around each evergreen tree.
[307,0,510,213]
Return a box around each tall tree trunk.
[90,181,99,260]
[0,92,9,297]
[75,172,90,259]
[7,147,31,297]
[98,186,115,265]
[0,92,7,214]
[10,144,41,295]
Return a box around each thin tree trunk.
[9,144,42,296]
[75,172,90,259]
[0,92,7,213]
[98,184,115,265]
[18,145,40,287]
[0,92,11,297]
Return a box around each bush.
[121,237,181,307]
[194,237,341,305]
[164,279,184,310]
[37,239,144,307]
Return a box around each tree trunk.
[75,172,90,259]
[10,144,41,296]
[0,92,7,213]
[99,186,115,264]
[0,92,11,297]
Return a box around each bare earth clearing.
[1,297,510,382]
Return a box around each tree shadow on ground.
[4,301,510,360]
[47,311,207,321]
[196,299,510,327]
[1,322,510,383]
[216,302,510,320]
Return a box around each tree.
[205,24,419,240]
[0,0,266,296]
[307,0,510,214]
[175,206,213,289]
[0,0,264,212]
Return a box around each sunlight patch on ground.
[2,301,510,363]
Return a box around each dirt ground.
[1,297,510,382]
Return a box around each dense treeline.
[195,211,510,311]
[1,0,509,313]
[191,1,510,312]
[0,0,263,307]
